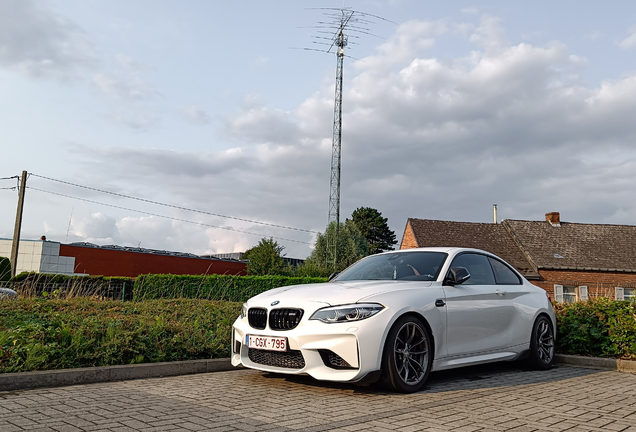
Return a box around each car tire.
[528,315,555,370]
[380,315,432,393]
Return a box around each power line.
[30,173,319,234]
[27,186,312,245]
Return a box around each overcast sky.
[2,0,636,259]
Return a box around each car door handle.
[435,299,446,307]
[495,289,507,296]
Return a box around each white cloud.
[0,0,95,79]
[101,111,159,130]
[115,54,154,72]
[93,73,158,100]
[356,20,448,71]
[617,25,636,49]
[224,107,300,144]
[23,15,636,259]
[252,55,270,68]
[180,106,210,125]
[469,15,509,54]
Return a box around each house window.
[616,287,635,302]
[563,286,577,304]
[554,285,588,303]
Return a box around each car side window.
[449,253,496,285]
[487,257,521,285]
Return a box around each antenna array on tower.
[301,7,392,267]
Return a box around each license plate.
[246,335,287,352]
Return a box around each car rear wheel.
[380,315,432,393]
[529,315,555,369]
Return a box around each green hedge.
[133,274,328,302]
[555,297,636,359]
[0,298,241,373]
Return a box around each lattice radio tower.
[302,7,390,266]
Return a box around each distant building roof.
[502,219,636,273]
[67,242,224,260]
[404,218,539,278]
[403,212,636,276]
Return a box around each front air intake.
[318,349,357,370]
[248,348,305,369]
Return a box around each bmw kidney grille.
[269,308,304,330]
[247,307,304,330]
[247,308,267,330]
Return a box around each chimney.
[545,212,560,227]
[493,204,497,224]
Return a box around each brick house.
[400,212,636,303]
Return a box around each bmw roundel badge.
[271,300,280,306]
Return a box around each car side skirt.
[432,342,529,371]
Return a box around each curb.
[0,358,239,392]
[555,354,636,373]
[2,355,634,392]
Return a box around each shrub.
[133,274,327,302]
[554,297,636,359]
[0,298,242,373]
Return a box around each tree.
[293,260,333,278]
[305,220,369,273]
[243,238,289,276]
[349,207,397,254]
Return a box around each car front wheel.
[529,315,555,369]
[380,315,432,393]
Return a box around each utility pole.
[10,171,27,278]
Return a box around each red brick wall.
[60,245,247,278]
[400,222,418,249]
[531,269,636,299]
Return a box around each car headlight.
[240,303,248,319]
[309,303,384,323]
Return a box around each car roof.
[379,247,491,255]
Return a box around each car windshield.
[334,252,448,282]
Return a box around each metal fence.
[0,279,134,301]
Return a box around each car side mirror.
[328,272,340,282]
[444,267,471,286]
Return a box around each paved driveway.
[1,363,635,432]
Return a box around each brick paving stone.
[0,363,635,431]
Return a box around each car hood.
[248,280,433,309]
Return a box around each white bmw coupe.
[231,247,556,393]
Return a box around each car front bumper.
[231,313,389,382]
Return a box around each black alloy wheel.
[381,315,432,393]
[529,315,555,369]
